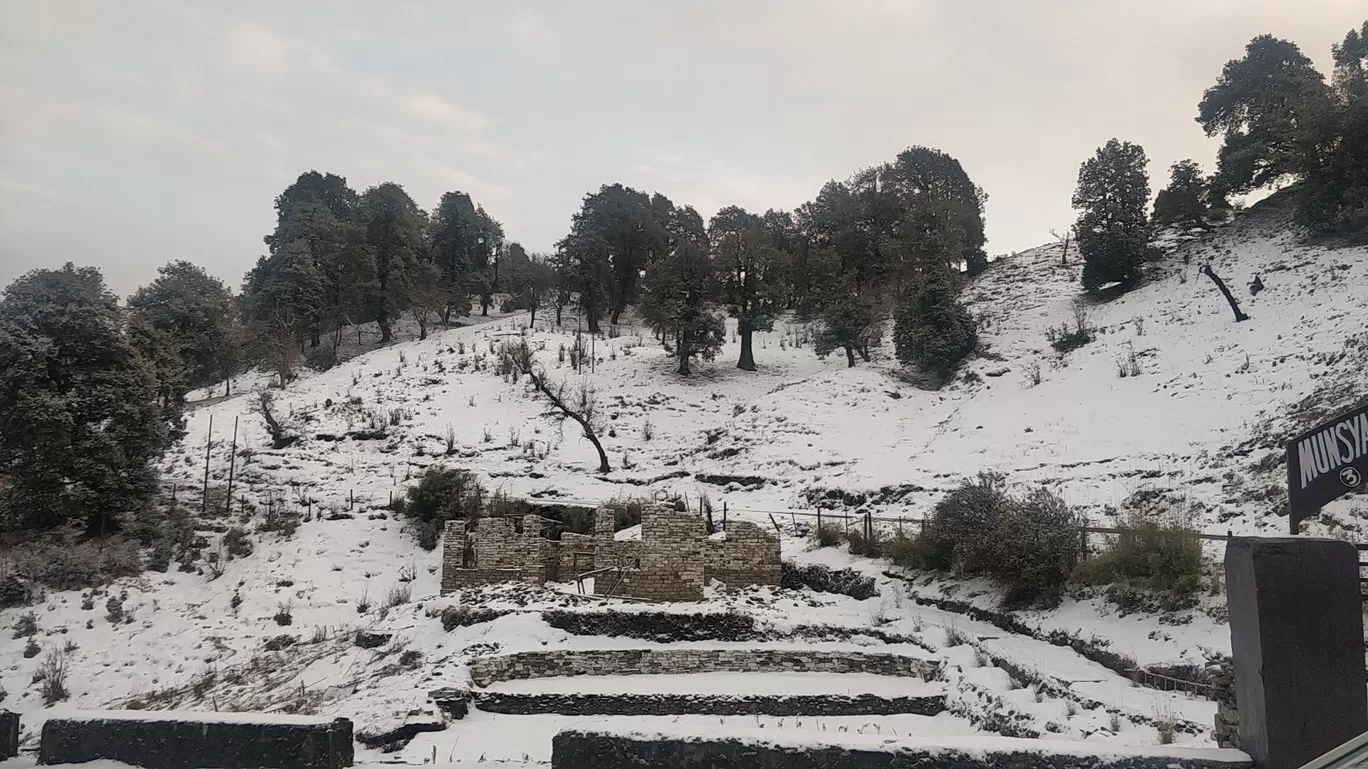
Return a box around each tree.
[359,183,426,343]
[429,191,480,324]
[710,207,789,370]
[241,240,321,383]
[262,171,361,349]
[553,232,612,332]
[1198,35,1335,197]
[499,339,610,473]
[0,264,167,534]
[505,248,555,327]
[559,184,670,328]
[894,266,977,379]
[639,242,726,375]
[128,261,242,403]
[1152,160,1212,229]
[813,276,885,368]
[408,261,444,341]
[881,146,989,277]
[1072,139,1150,291]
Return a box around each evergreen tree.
[882,146,989,277]
[408,261,444,341]
[0,264,167,534]
[262,171,361,349]
[359,183,426,343]
[813,274,885,368]
[429,191,481,323]
[1198,35,1335,197]
[559,184,668,327]
[1152,160,1212,229]
[894,266,977,379]
[709,206,789,370]
[553,231,612,332]
[638,242,725,375]
[472,205,505,315]
[128,260,242,402]
[242,239,323,384]
[1072,139,1151,291]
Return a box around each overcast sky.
[2,1,1363,296]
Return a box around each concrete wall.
[39,713,354,769]
[467,648,937,688]
[550,730,1252,769]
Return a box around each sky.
[1,1,1364,297]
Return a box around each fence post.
[722,501,727,532]
[201,414,213,515]
[224,416,239,517]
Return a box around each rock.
[355,630,392,649]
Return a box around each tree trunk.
[480,296,490,316]
[225,376,231,397]
[418,317,428,341]
[555,304,563,326]
[530,305,537,328]
[611,306,623,325]
[309,326,321,348]
[737,320,756,371]
[377,311,393,344]
[858,343,871,362]
[844,345,856,368]
[678,339,691,375]
[1201,265,1250,322]
[440,306,452,327]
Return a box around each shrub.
[11,538,143,591]
[780,562,878,600]
[38,647,71,704]
[439,605,505,631]
[846,529,884,558]
[383,583,412,610]
[223,527,253,559]
[926,472,1012,575]
[403,467,486,549]
[0,575,33,608]
[23,639,40,658]
[885,533,952,571]
[814,525,844,548]
[1075,512,1204,595]
[12,611,38,639]
[274,601,293,626]
[989,488,1083,605]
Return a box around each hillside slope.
[1,192,1364,762]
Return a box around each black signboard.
[1287,403,1368,533]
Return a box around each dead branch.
[500,340,611,473]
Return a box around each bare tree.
[1050,229,1071,266]
[499,340,610,473]
[409,263,445,341]
[1201,264,1250,322]
[260,309,300,387]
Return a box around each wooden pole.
[201,414,213,515]
[722,501,727,532]
[224,416,239,516]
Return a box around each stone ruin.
[440,505,781,601]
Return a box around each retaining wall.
[550,730,1253,769]
[39,711,354,769]
[467,648,937,688]
[471,691,945,717]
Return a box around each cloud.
[505,8,558,47]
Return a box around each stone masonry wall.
[629,507,705,601]
[550,731,1253,769]
[443,506,780,598]
[467,648,937,688]
[704,521,781,589]
[471,691,946,717]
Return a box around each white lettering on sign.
[1299,412,1368,489]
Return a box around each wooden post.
[201,414,213,515]
[224,416,239,517]
[722,501,727,532]
[816,508,822,536]
[349,489,354,510]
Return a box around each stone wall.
[39,713,354,769]
[704,521,781,588]
[467,648,937,688]
[471,691,945,717]
[550,730,1253,769]
[442,505,781,600]
[0,711,18,760]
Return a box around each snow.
[1,194,1362,762]
[482,672,945,697]
[40,709,341,725]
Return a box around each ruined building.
[440,505,781,601]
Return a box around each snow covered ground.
[1,192,1363,764]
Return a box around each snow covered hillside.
[0,191,1364,764]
